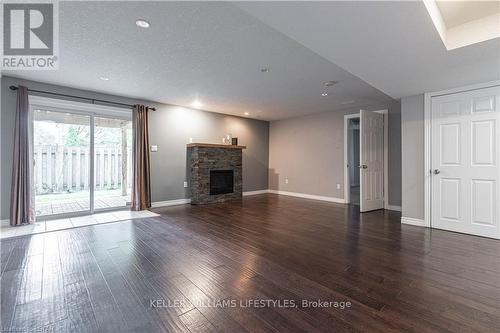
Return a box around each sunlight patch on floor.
[0,210,159,239]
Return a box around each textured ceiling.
[4,1,497,120]
[2,1,392,121]
[237,1,500,99]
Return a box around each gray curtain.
[131,105,151,211]
[10,86,35,226]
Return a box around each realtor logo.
[1,1,59,70]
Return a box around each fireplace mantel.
[187,143,246,149]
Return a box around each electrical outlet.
[151,145,158,152]
[336,183,341,190]
[183,181,188,188]
[285,177,289,184]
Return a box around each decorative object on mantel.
[187,143,246,204]
[222,133,232,145]
[231,137,238,146]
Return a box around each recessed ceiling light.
[324,81,338,87]
[99,76,109,81]
[135,19,150,28]
[244,112,250,116]
[191,100,203,109]
[260,67,269,73]
[321,93,328,97]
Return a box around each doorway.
[347,118,360,205]
[344,110,388,212]
[30,96,132,219]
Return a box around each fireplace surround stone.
[187,143,246,204]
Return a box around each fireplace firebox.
[210,170,234,195]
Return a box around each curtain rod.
[9,85,156,111]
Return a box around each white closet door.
[360,110,384,212]
[431,86,500,239]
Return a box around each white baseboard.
[385,205,402,212]
[151,198,191,208]
[401,216,426,226]
[268,190,345,204]
[243,189,270,196]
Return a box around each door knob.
[358,164,368,169]
[433,169,441,175]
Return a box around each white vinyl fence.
[34,145,132,195]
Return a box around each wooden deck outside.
[35,194,130,216]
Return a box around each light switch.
[151,145,158,152]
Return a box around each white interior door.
[360,110,384,212]
[431,86,500,239]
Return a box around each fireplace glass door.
[210,170,234,195]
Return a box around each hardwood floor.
[1,193,500,332]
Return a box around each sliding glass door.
[33,110,91,216]
[32,103,132,218]
[93,117,132,210]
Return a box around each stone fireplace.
[187,143,246,204]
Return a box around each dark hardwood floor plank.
[1,238,17,276]
[1,268,25,331]
[106,245,190,333]
[179,308,217,333]
[11,294,67,331]
[64,280,99,332]
[84,242,156,332]
[70,229,130,332]
[14,253,43,305]
[169,272,274,333]
[3,237,32,273]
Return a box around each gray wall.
[401,94,425,220]
[0,76,269,219]
[268,100,402,207]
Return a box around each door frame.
[29,95,132,220]
[344,109,389,208]
[423,80,500,229]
